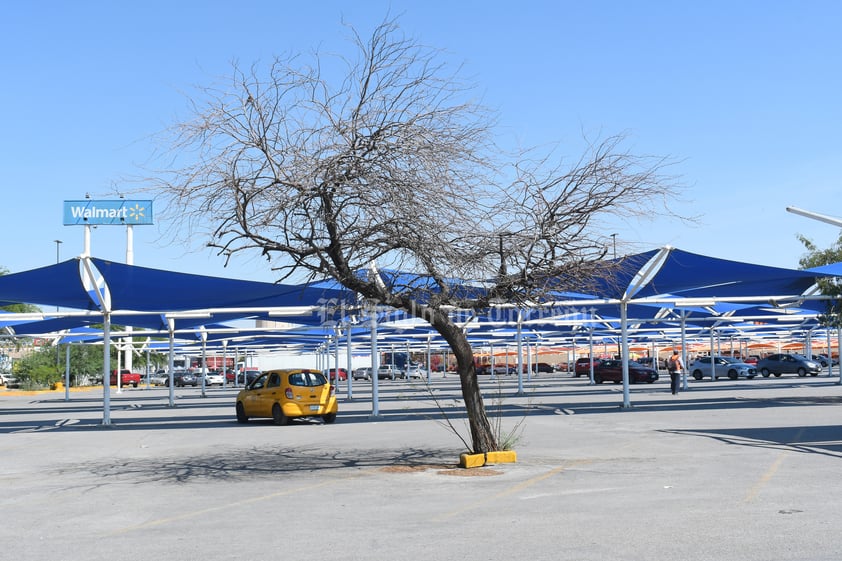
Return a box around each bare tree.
[149,18,679,453]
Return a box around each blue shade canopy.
[0,248,838,344]
[0,257,356,313]
[623,248,824,300]
[88,258,356,312]
[0,260,94,310]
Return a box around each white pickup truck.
[0,372,20,388]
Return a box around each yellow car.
[235,369,338,425]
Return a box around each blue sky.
[2,0,840,283]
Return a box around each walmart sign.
[63,200,154,226]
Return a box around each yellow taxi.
[235,369,338,425]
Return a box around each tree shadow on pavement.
[55,445,462,484]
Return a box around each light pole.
[611,233,617,259]
[54,239,62,265]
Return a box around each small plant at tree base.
[423,377,530,454]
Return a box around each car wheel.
[773,372,782,377]
[272,403,289,426]
[322,413,337,424]
[594,374,603,384]
[761,368,771,378]
[693,370,703,381]
[728,370,738,380]
[236,402,248,424]
[747,375,755,379]
[810,372,818,377]
[796,368,807,377]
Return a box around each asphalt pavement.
[1,372,841,561]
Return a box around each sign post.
[63,199,154,392]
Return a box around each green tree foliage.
[14,346,61,388]
[15,344,112,388]
[798,233,842,327]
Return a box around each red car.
[574,358,601,377]
[325,368,348,382]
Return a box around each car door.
[781,355,798,374]
[713,357,729,377]
[243,373,279,417]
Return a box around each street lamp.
[54,239,62,264]
[610,233,617,259]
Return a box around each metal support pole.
[102,312,112,425]
[516,309,524,396]
[64,344,70,402]
[620,301,631,408]
[167,318,176,407]
[370,305,380,417]
[346,324,354,399]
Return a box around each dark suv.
[173,370,198,387]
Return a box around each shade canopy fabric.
[0,247,837,351]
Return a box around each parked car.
[173,370,198,387]
[235,369,262,385]
[743,355,760,365]
[574,358,601,377]
[531,362,555,373]
[403,364,426,379]
[0,372,19,388]
[110,369,141,388]
[475,364,516,375]
[592,359,659,384]
[223,368,238,384]
[820,354,839,367]
[377,365,400,380]
[636,357,667,370]
[688,356,756,380]
[756,354,822,377]
[352,367,372,381]
[199,370,225,386]
[324,368,348,382]
[811,355,838,368]
[235,369,337,425]
[150,370,169,386]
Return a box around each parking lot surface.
[2,372,841,560]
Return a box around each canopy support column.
[620,301,631,409]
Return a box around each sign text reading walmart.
[63,200,154,226]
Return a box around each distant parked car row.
[349,364,431,380]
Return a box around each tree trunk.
[428,309,498,453]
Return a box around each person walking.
[667,350,684,395]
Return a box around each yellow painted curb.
[459,450,517,468]
[486,450,517,464]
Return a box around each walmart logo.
[63,199,154,226]
[127,203,146,222]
